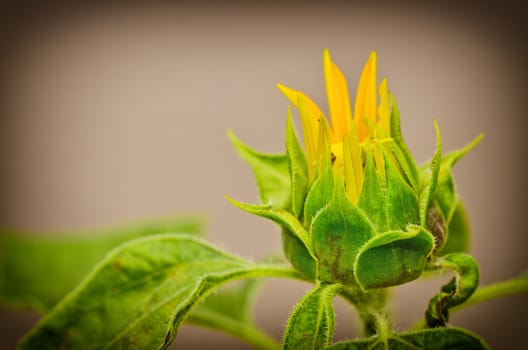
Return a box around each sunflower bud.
[228,50,481,291]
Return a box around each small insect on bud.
[427,205,446,251]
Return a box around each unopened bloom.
[278,50,391,203]
[228,50,480,290]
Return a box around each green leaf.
[283,283,341,350]
[228,130,290,209]
[285,109,309,218]
[437,200,470,255]
[358,152,387,233]
[19,234,301,350]
[0,215,204,313]
[426,253,479,327]
[326,327,489,350]
[354,226,434,290]
[389,94,419,188]
[418,120,442,227]
[187,279,280,350]
[312,182,375,285]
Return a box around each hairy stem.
[187,309,280,350]
[339,287,388,336]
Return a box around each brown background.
[0,2,526,349]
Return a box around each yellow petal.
[278,83,334,181]
[354,51,377,142]
[323,49,353,141]
[377,77,390,137]
[343,123,363,203]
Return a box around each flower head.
[277,50,393,203]
[228,49,481,290]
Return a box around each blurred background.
[0,1,526,349]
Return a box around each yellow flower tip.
[323,48,331,62]
[323,48,353,142]
[368,50,377,64]
[354,51,378,142]
[277,83,298,107]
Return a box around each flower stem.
[187,309,280,350]
[339,286,388,336]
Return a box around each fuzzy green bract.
[426,253,480,327]
[354,226,434,290]
[229,122,439,290]
[311,180,374,285]
[283,283,341,350]
[422,134,483,255]
[228,130,291,209]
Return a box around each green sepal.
[226,197,317,279]
[283,283,341,350]
[384,149,420,231]
[312,180,375,285]
[389,94,419,188]
[228,130,290,209]
[358,151,388,233]
[0,215,204,313]
[426,201,448,252]
[285,108,309,218]
[433,135,483,252]
[325,327,489,350]
[281,229,317,280]
[303,149,334,229]
[438,200,470,255]
[226,197,314,259]
[19,234,299,350]
[418,120,442,227]
[354,225,434,290]
[426,253,479,327]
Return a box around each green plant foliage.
[281,228,318,280]
[418,121,442,227]
[358,152,387,232]
[311,182,375,285]
[0,215,204,312]
[431,135,483,254]
[283,283,341,350]
[225,197,317,280]
[438,201,470,255]
[384,150,421,231]
[326,327,489,349]
[303,153,334,229]
[388,94,419,189]
[225,198,314,259]
[426,253,479,327]
[354,226,434,290]
[285,109,309,218]
[228,130,291,209]
[19,234,300,350]
[187,279,280,350]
